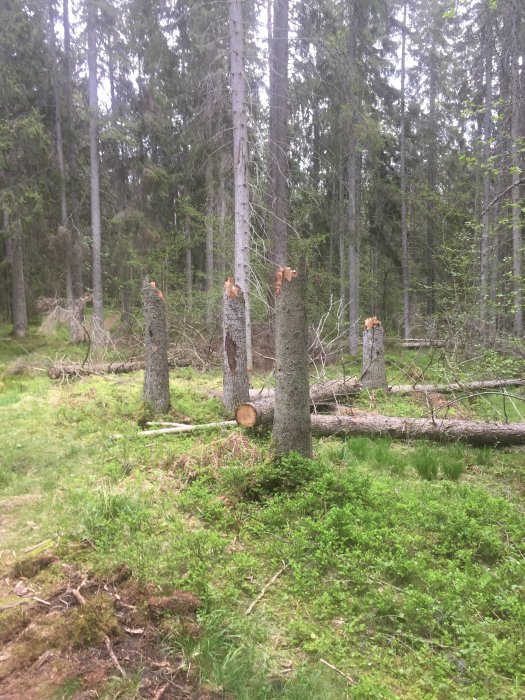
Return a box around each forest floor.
[0,325,524,699]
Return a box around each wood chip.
[124,627,144,635]
[31,651,54,670]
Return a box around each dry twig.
[245,563,288,615]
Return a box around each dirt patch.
[0,564,221,699]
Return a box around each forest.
[1,0,525,698]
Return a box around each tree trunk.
[228,0,252,368]
[361,323,387,389]
[400,1,410,340]
[272,267,312,457]
[222,278,250,414]
[236,376,360,427]
[348,143,360,356]
[480,5,493,323]
[185,220,193,313]
[87,0,104,345]
[143,280,170,413]
[268,0,289,269]
[48,0,83,343]
[63,0,83,299]
[510,0,523,335]
[205,153,215,328]
[5,213,28,338]
[310,414,525,447]
[426,39,438,317]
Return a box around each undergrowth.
[1,329,524,699]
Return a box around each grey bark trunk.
[426,46,437,317]
[143,280,170,413]
[510,2,523,335]
[222,278,250,415]
[185,220,193,312]
[229,0,252,368]
[348,144,360,356]
[272,267,312,458]
[48,0,84,342]
[400,2,410,339]
[361,325,388,390]
[205,154,215,328]
[5,214,28,338]
[480,7,493,323]
[63,0,83,299]
[87,0,104,345]
[268,0,289,269]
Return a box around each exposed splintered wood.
[236,376,360,427]
[143,279,170,413]
[223,277,250,414]
[310,414,525,446]
[272,266,312,457]
[362,318,387,389]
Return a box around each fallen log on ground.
[139,420,236,436]
[310,414,525,446]
[399,339,446,349]
[48,359,188,379]
[236,377,361,427]
[389,378,525,394]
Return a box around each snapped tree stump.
[143,279,170,413]
[223,277,250,414]
[362,317,387,389]
[272,266,312,457]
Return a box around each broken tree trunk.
[143,279,170,413]
[272,266,312,457]
[48,357,187,379]
[223,277,250,414]
[236,376,360,427]
[362,317,387,389]
[310,414,525,446]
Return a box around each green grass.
[1,329,524,698]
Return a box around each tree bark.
[229,0,252,368]
[361,324,387,389]
[400,1,410,340]
[268,0,289,269]
[143,280,170,413]
[310,414,525,446]
[5,213,28,338]
[87,0,104,345]
[272,267,312,457]
[236,376,360,427]
[63,0,83,299]
[222,278,250,414]
[480,4,493,323]
[509,0,523,335]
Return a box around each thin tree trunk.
[205,154,215,328]
[481,6,493,323]
[185,220,193,313]
[5,213,28,338]
[426,47,437,318]
[268,0,289,269]
[218,150,228,278]
[272,267,312,457]
[228,0,252,368]
[87,0,104,345]
[63,0,82,298]
[348,142,360,356]
[400,1,410,339]
[510,1,523,335]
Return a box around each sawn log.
[310,413,525,446]
[236,376,361,427]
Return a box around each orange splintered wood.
[224,276,240,299]
[150,280,157,288]
[275,267,298,295]
[364,316,381,330]
[235,403,258,427]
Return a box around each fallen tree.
[236,377,360,427]
[310,413,525,446]
[389,378,525,394]
[48,358,188,379]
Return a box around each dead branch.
[245,563,289,615]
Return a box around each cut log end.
[235,403,258,427]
